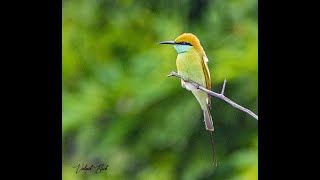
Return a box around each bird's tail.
[203,109,214,131]
[203,110,217,166]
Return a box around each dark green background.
[63,0,257,179]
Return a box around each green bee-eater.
[159,33,216,164]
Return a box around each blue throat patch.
[174,45,192,54]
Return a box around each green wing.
[201,55,212,108]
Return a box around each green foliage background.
[62,0,257,179]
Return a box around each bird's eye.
[178,41,192,46]
[180,41,190,45]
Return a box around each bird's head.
[159,33,205,55]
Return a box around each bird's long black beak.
[158,41,176,45]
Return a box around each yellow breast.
[176,48,206,87]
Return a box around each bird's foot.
[194,83,200,89]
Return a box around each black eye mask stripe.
[176,41,193,46]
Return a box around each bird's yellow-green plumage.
[159,33,216,165]
[174,33,213,131]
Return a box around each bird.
[159,33,217,165]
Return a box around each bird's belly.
[176,55,205,87]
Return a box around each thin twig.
[167,71,258,120]
[221,79,227,95]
